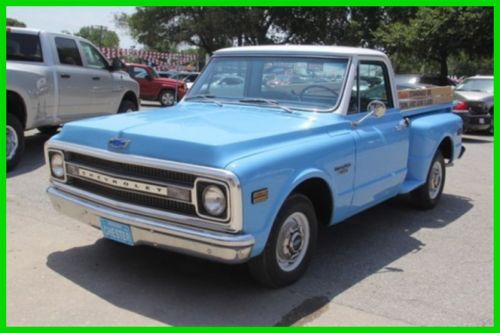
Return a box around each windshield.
[187,56,350,112]
[455,78,493,94]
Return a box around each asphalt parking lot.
[6,106,493,326]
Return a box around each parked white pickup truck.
[7,27,140,171]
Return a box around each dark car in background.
[157,70,178,79]
[396,74,456,87]
[170,72,200,89]
[452,75,493,134]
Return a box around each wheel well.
[7,91,27,129]
[291,177,333,226]
[439,136,453,161]
[122,91,138,109]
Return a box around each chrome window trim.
[45,141,243,233]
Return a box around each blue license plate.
[100,218,134,246]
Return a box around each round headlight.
[50,153,65,178]
[202,185,226,216]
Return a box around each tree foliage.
[76,25,120,48]
[7,17,26,27]
[375,7,493,77]
[116,7,492,76]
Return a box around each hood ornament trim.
[108,137,130,150]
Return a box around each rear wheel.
[248,194,317,288]
[117,99,137,113]
[489,110,494,135]
[410,151,446,210]
[7,113,25,172]
[158,90,175,107]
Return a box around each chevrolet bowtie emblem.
[108,137,130,150]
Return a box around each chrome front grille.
[67,152,197,187]
[64,153,198,218]
[467,101,488,115]
[46,141,243,233]
[70,178,197,216]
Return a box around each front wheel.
[37,125,60,135]
[7,113,25,172]
[410,151,446,210]
[117,99,138,113]
[248,194,317,288]
[158,90,175,107]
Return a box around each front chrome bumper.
[47,186,254,264]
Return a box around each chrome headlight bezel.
[195,178,230,222]
[48,149,67,182]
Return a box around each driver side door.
[347,61,410,209]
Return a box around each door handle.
[395,117,411,131]
[92,76,101,81]
[60,73,71,79]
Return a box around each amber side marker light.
[252,188,269,204]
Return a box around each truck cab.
[46,45,464,287]
[7,27,140,171]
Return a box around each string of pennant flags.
[99,47,199,71]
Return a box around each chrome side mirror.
[353,100,387,127]
[367,100,387,118]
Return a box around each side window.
[80,41,108,70]
[55,37,83,66]
[358,62,393,112]
[130,67,148,79]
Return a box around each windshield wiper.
[184,94,223,107]
[238,98,293,113]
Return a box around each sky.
[7,6,139,48]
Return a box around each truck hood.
[454,90,492,101]
[56,102,342,168]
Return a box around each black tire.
[158,90,175,107]
[37,125,60,135]
[489,111,493,135]
[410,151,446,210]
[117,99,138,113]
[248,194,318,288]
[7,113,25,172]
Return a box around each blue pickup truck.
[46,45,465,287]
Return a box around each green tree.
[7,17,26,27]
[375,7,493,78]
[76,25,120,48]
[116,7,285,54]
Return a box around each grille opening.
[70,177,197,216]
[67,152,197,187]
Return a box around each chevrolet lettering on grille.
[78,168,168,196]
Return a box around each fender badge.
[108,137,130,150]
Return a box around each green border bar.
[3,3,496,330]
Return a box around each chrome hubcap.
[7,125,18,161]
[429,160,443,199]
[161,92,174,105]
[276,212,310,272]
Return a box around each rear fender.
[406,113,462,183]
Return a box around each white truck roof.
[214,45,386,57]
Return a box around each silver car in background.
[452,75,494,134]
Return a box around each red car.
[126,63,187,106]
